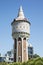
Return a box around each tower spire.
[18,6,24,17]
[16,6,25,20]
[19,6,23,13]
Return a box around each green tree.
[35,60,43,65]
[33,54,40,58]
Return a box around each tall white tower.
[11,6,31,62]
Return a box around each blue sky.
[0,0,43,57]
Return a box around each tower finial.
[16,6,25,20]
[18,6,24,17]
[19,6,23,12]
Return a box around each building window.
[20,26,21,28]
[30,51,33,54]
[18,37,21,41]
[18,56,21,62]
[23,38,26,40]
[11,58,13,61]
[9,58,11,60]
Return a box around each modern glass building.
[28,44,33,59]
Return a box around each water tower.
[11,6,31,62]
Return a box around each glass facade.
[28,46,33,59]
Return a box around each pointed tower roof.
[16,6,26,20]
[11,6,31,25]
[18,6,25,17]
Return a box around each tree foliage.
[33,54,40,58]
[0,57,43,65]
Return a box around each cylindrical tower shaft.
[13,37,28,62]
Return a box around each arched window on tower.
[18,37,21,41]
[18,37,22,44]
[23,38,26,40]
